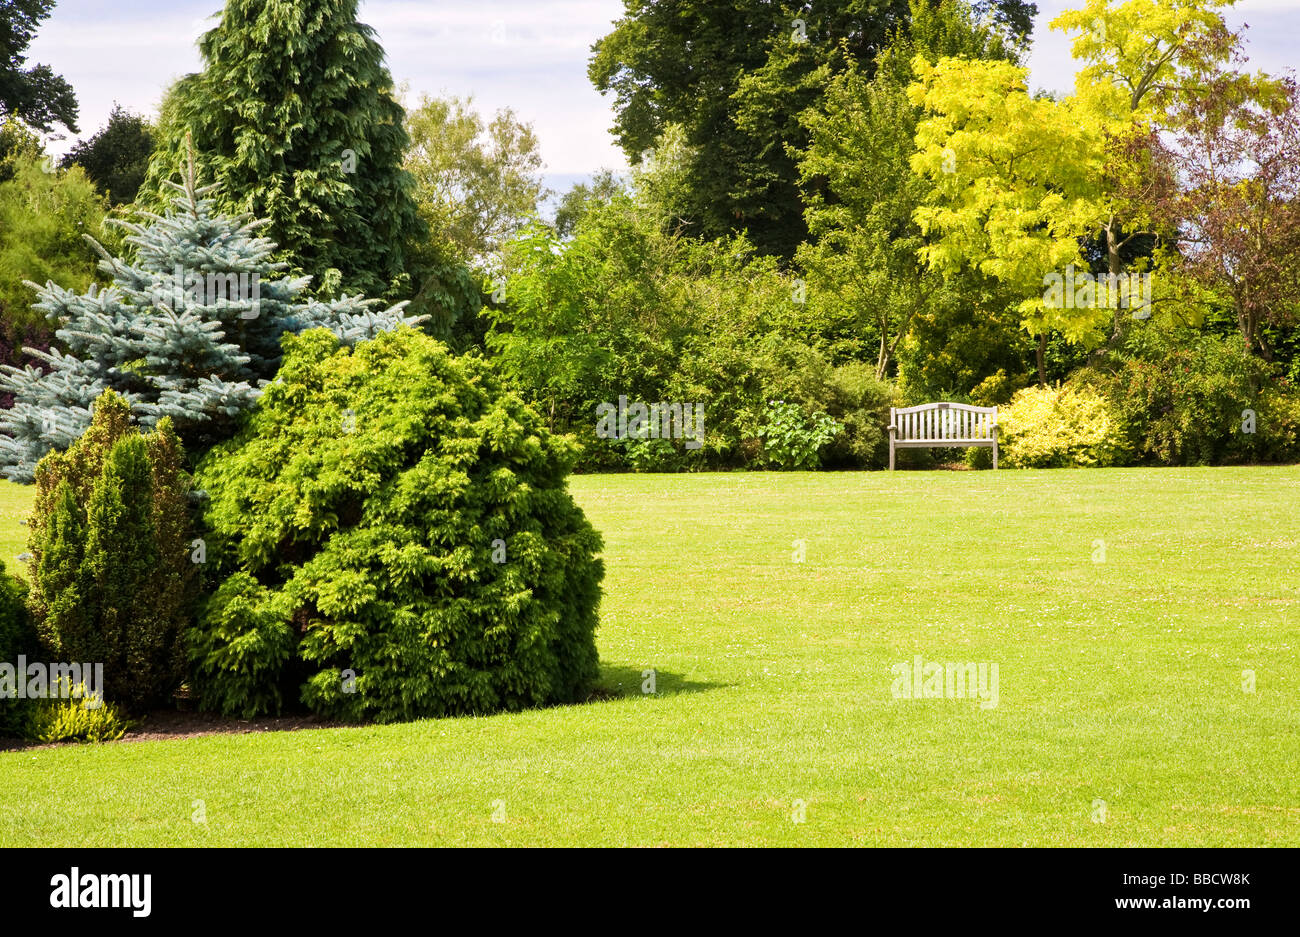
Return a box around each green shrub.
[750,399,843,470]
[1256,385,1300,463]
[1000,383,1130,469]
[191,326,605,722]
[24,685,131,743]
[1099,332,1278,465]
[184,573,295,718]
[0,154,107,342]
[615,437,697,473]
[753,346,895,469]
[0,559,37,736]
[818,364,895,469]
[490,208,810,472]
[28,390,195,709]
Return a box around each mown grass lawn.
[0,467,1296,846]
[0,480,31,579]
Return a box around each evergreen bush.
[0,559,36,736]
[191,326,604,721]
[29,389,195,709]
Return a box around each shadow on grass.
[586,663,728,702]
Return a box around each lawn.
[0,480,30,580]
[0,467,1296,846]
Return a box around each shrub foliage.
[28,389,195,709]
[191,326,604,721]
[1000,383,1130,469]
[0,558,36,735]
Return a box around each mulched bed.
[1,710,346,751]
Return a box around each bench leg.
[889,437,895,471]
[992,437,998,470]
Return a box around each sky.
[24,0,1300,196]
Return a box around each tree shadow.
[586,663,728,702]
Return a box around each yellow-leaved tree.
[907,0,1247,380]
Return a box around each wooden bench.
[889,403,998,470]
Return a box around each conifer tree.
[29,390,197,709]
[0,147,426,481]
[81,434,159,705]
[34,480,86,656]
[139,0,425,302]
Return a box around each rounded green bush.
[191,327,605,721]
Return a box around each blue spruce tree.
[0,147,426,481]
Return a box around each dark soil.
[0,710,346,751]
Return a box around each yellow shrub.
[24,683,131,743]
[1000,383,1130,468]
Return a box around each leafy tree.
[0,151,426,481]
[0,0,77,134]
[0,155,104,334]
[404,94,550,263]
[0,115,42,182]
[0,153,104,383]
[1143,65,1300,359]
[797,1,1027,385]
[61,104,154,206]
[589,0,1035,259]
[908,0,1246,372]
[138,0,426,306]
[191,326,605,721]
[553,170,625,239]
[492,200,870,469]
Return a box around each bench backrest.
[891,403,997,442]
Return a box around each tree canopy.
[138,0,425,305]
[0,0,77,134]
[589,0,1036,259]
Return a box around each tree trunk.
[1106,224,1125,344]
[1036,333,1047,386]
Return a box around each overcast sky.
[26,0,1300,194]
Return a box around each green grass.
[1,467,1297,846]
[0,480,31,579]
